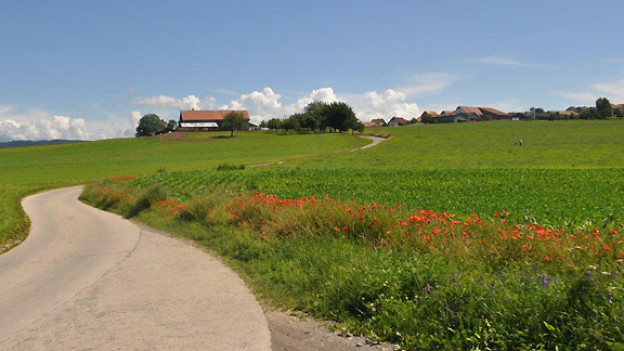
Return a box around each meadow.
[0,132,366,248]
[5,120,624,349]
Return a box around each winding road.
[0,186,271,350]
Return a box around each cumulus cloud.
[218,86,422,123]
[351,89,419,121]
[0,108,93,142]
[292,87,340,111]
[130,94,216,110]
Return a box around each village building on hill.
[363,118,387,128]
[388,116,409,127]
[429,106,509,123]
[179,109,250,131]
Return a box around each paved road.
[0,186,271,350]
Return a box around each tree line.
[531,97,624,120]
[135,111,247,137]
[259,101,364,134]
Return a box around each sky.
[1,0,623,141]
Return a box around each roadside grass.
[81,178,624,350]
[0,132,366,248]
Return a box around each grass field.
[5,120,624,349]
[299,120,624,169]
[0,131,366,248]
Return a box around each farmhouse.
[430,106,509,123]
[363,118,387,128]
[388,116,409,127]
[179,109,250,131]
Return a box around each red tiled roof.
[479,107,509,116]
[440,110,455,116]
[180,110,250,121]
[371,118,386,125]
[390,116,409,125]
[455,106,483,116]
[421,110,439,117]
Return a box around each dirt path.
[1,187,271,350]
[355,135,387,151]
[248,135,388,168]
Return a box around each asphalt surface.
[0,186,271,350]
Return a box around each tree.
[222,111,247,136]
[324,102,358,132]
[266,118,282,130]
[259,120,267,128]
[596,97,613,118]
[420,112,432,124]
[305,101,328,131]
[282,115,300,131]
[166,120,178,131]
[136,114,167,137]
[352,120,364,135]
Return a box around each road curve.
[0,186,271,350]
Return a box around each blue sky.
[1,0,623,140]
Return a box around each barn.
[179,110,250,131]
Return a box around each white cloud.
[130,94,215,110]
[0,107,94,142]
[555,91,598,104]
[292,87,340,111]
[221,87,284,124]
[353,89,419,121]
[592,79,624,101]
[222,87,283,122]
[486,99,527,113]
[399,73,464,95]
[0,105,145,141]
[468,55,553,68]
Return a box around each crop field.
[122,167,624,229]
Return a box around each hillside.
[0,131,367,249]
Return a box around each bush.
[216,164,246,171]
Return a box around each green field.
[0,132,366,247]
[5,120,624,349]
[303,120,624,169]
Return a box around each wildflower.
[502,210,509,216]
[603,246,612,252]
[493,212,500,218]
[544,255,552,262]
[332,226,339,232]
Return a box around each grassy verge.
[81,178,624,350]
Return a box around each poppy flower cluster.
[94,180,624,268]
